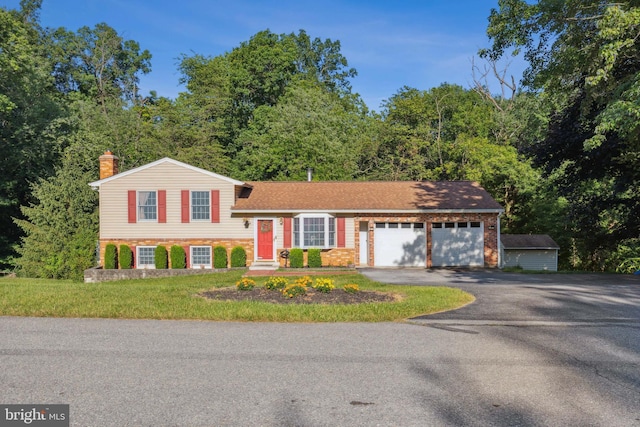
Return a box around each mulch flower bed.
[199,287,399,305]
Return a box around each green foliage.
[289,249,304,268]
[264,276,288,290]
[294,276,313,287]
[104,244,117,269]
[282,283,307,298]
[154,246,168,269]
[170,246,186,269]
[213,246,228,269]
[230,246,247,267]
[14,163,99,280]
[235,277,255,291]
[307,248,322,268]
[119,245,133,269]
[312,278,335,293]
[343,283,360,294]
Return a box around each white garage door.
[432,221,484,267]
[374,222,426,267]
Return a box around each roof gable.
[232,181,503,212]
[89,158,245,188]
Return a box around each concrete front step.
[248,262,279,271]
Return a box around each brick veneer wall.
[99,238,254,268]
[353,213,500,268]
[277,248,355,268]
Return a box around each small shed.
[501,234,560,271]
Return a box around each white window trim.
[137,190,158,222]
[136,246,156,269]
[190,190,210,222]
[190,246,212,269]
[293,213,336,249]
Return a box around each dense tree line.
[1,0,638,279]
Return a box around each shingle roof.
[501,234,560,249]
[232,181,503,212]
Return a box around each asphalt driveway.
[359,268,640,323]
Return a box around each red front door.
[257,220,273,259]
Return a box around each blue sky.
[2,0,526,111]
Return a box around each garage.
[373,222,426,267]
[432,221,484,267]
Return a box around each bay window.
[293,214,336,248]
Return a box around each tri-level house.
[89,152,504,269]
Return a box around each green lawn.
[0,271,473,322]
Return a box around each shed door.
[432,221,484,267]
[373,222,426,267]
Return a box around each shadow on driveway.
[358,268,640,323]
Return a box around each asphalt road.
[1,270,639,426]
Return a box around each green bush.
[289,248,304,268]
[214,246,228,269]
[154,246,168,269]
[170,245,186,269]
[119,245,133,269]
[230,246,247,267]
[307,248,322,268]
[104,244,117,269]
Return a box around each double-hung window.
[293,214,336,248]
[137,246,156,269]
[138,191,157,221]
[190,246,212,268]
[191,191,210,221]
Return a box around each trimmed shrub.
[265,276,288,290]
[236,277,255,291]
[119,245,133,269]
[154,246,168,269]
[170,245,186,269]
[214,246,228,269]
[230,246,247,267]
[307,248,322,268]
[104,244,118,269]
[289,248,304,268]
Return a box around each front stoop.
[249,261,279,270]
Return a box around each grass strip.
[0,271,473,322]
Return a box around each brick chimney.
[99,151,119,179]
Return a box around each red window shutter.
[158,190,166,223]
[183,245,190,268]
[211,190,220,223]
[181,190,190,223]
[128,191,137,223]
[283,217,292,248]
[337,217,346,248]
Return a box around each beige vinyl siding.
[98,162,252,239]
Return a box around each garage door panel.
[374,223,425,267]
[432,223,484,267]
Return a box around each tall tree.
[482,0,640,269]
[0,3,66,270]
